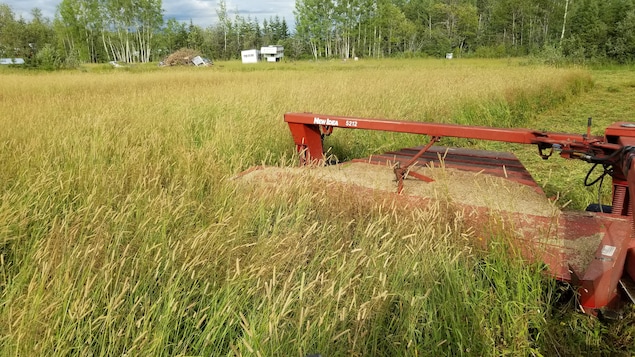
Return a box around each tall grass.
[0,58,618,355]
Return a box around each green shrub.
[35,44,61,70]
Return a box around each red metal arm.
[285,112,602,143]
[284,112,619,163]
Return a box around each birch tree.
[134,0,163,62]
[560,0,569,44]
[102,0,163,62]
[56,0,163,63]
[57,0,102,62]
[295,0,335,59]
[216,0,231,56]
[335,0,360,58]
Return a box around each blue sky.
[2,0,296,28]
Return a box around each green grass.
[519,67,635,210]
[0,58,633,356]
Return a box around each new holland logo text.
[313,117,339,126]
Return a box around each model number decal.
[314,117,339,126]
[313,117,358,127]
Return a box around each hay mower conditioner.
[285,112,635,315]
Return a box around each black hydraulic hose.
[584,163,613,213]
[584,147,623,165]
[584,163,613,187]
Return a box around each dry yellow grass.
[0,59,596,356]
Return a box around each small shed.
[260,45,284,62]
[241,49,260,64]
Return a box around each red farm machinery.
[285,112,635,316]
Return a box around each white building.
[241,49,260,64]
[0,58,25,65]
[260,45,284,62]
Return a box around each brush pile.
[162,48,204,66]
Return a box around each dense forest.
[1,0,635,67]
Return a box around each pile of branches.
[162,48,203,66]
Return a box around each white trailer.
[260,45,284,62]
[0,58,25,65]
[241,49,260,64]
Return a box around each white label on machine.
[314,117,339,126]
[601,245,616,257]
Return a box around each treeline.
[295,0,635,62]
[163,1,291,62]
[56,0,162,64]
[0,0,291,66]
[1,0,635,67]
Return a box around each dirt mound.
[162,48,203,66]
[235,162,560,217]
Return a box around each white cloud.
[4,0,58,21]
[163,0,219,27]
[3,0,294,28]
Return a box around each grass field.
[1,59,634,355]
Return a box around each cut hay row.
[237,162,559,217]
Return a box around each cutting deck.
[284,112,635,314]
[354,145,542,192]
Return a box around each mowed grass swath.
[0,59,614,355]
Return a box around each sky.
[2,0,296,28]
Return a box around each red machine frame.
[285,112,635,315]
